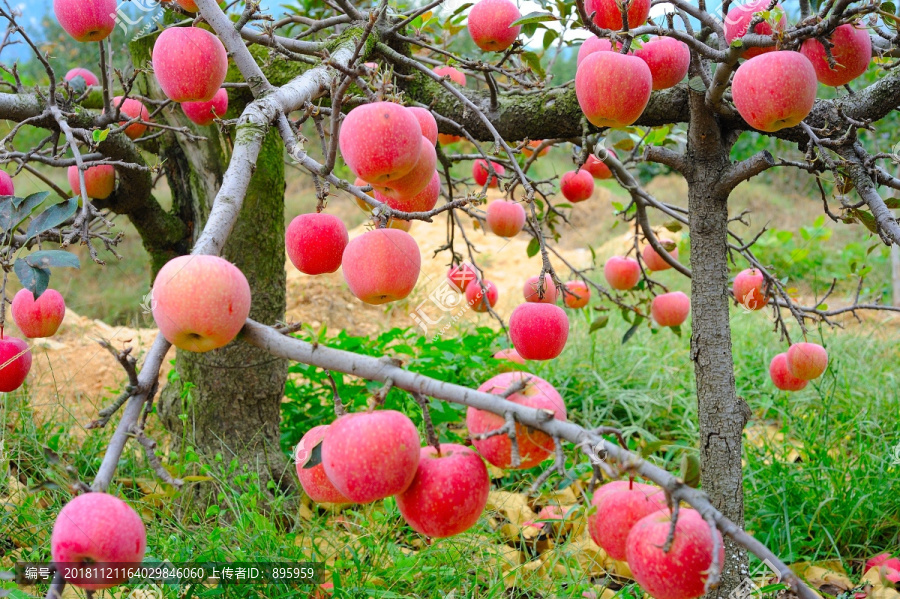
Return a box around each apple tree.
[1,0,899,596]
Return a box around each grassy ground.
[2,305,898,598]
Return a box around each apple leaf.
[671,324,682,337]
[526,237,540,257]
[0,192,47,234]
[622,316,644,344]
[24,250,80,270]
[884,197,900,209]
[92,128,110,143]
[589,315,609,333]
[14,258,50,299]
[26,197,78,240]
[521,51,545,78]
[688,76,706,92]
[302,439,323,469]
[681,453,701,488]
[450,2,473,17]
[663,220,683,232]
[510,11,558,26]
[542,28,558,50]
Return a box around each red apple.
[769,352,808,391]
[642,240,679,271]
[467,0,522,52]
[407,107,439,145]
[53,0,116,42]
[486,200,526,237]
[11,288,66,338]
[560,169,594,203]
[583,150,616,179]
[377,170,442,214]
[182,88,229,126]
[339,102,422,184]
[576,51,652,128]
[295,425,351,504]
[0,171,13,195]
[322,410,421,503]
[448,263,478,292]
[175,0,199,10]
[800,23,872,87]
[588,482,667,560]
[509,303,569,360]
[286,213,349,275]
[604,256,641,290]
[634,36,690,90]
[521,140,550,157]
[466,280,498,312]
[112,96,150,140]
[0,335,31,392]
[51,493,146,590]
[786,342,828,380]
[625,508,725,599]
[396,444,490,537]
[434,65,467,87]
[523,274,557,304]
[473,159,505,188]
[152,27,229,103]
[563,280,590,309]
[732,51,818,132]
[371,137,437,200]
[585,0,650,30]
[342,229,421,304]
[724,0,786,59]
[493,348,525,364]
[467,372,567,469]
[68,164,115,200]
[651,291,690,327]
[733,268,766,310]
[65,68,99,86]
[151,255,251,353]
[577,36,614,67]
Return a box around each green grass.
[3,303,899,598]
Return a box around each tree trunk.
[129,33,292,493]
[684,91,750,597]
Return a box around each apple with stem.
[342,229,421,304]
[560,169,594,202]
[769,352,808,391]
[111,96,150,140]
[182,88,229,126]
[733,268,767,310]
[322,410,421,503]
[339,102,422,184]
[396,443,490,537]
[583,150,616,180]
[800,23,872,87]
[523,274,557,304]
[467,0,522,52]
[786,342,828,380]
[642,240,679,271]
[634,36,691,90]
[732,51,818,133]
[604,256,641,290]
[68,164,115,200]
[53,0,116,42]
[465,280,498,312]
[577,36,614,67]
[286,213,349,275]
[11,288,66,338]
[486,200,526,237]
[152,26,230,103]
[651,292,691,327]
[509,303,569,360]
[467,372,567,468]
[585,0,650,30]
[371,137,437,200]
[51,493,147,590]
[563,281,590,309]
[588,481,667,560]
[724,0,786,59]
[576,51,653,128]
[473,159,505,188]
[448,263,478,292]
[151,255,252,353]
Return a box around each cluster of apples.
[49,492,147,590]
[603,241,692,329]
[588,480,725,599]
[296,372,567,538]
[769,341,828,391]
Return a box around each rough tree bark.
[129,34,292,493]
[684,90,752,596]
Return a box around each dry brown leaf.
[861,567,900,599]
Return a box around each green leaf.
[521,51,545,78]
[816,303,828,311]
[510,11,558,26]
[26,197,78,239]
[0,193,46,234]
[589,315,609,332]
[622,317,643,344]
[451,2,473,16]
[526,237,540,257]
[681,453,701,488]
[542,28,558,50]
[205,505,220,517]
[302,440,323,470]
[92,128,110,143]
[671,324,682,337]
[522,22,539,38]
[14,258,50,299]
[663,220,683,232]
[611,201,624,212]
[25,250,80,270]
[850,209,879,234]
[688,76,706,92]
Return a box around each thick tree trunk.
[684,91,751,597]
[129,34,292,493]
